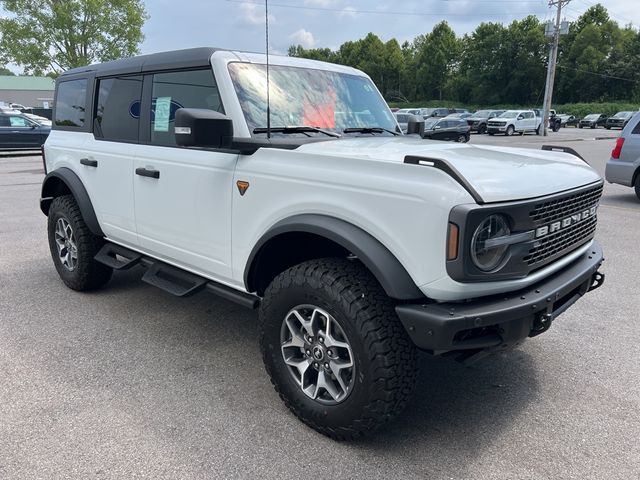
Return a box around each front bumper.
[487,125,507,132]
[396,241,604,355]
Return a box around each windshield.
[424,118,439,129]
[498,111,518,118]
[584,114,599,120]
[613,111,632,118]
[228,62,396,136]
[473,110,491,117]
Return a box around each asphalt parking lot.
[1,128,638,479]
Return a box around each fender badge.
[236,180,250,196]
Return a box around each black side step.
[141,262,208,297]
[95,243,142,270]
[96,243,260,308]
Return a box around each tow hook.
[529,313,553,337]
[589,271,605,292]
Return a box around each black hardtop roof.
[60,47,223,79]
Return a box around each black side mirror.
[406,115,425,136]
[175,108,233,148]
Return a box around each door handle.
[136,167,160,179]
[80,158,98,167]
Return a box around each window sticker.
[154,96,171,132]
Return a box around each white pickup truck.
[487,109,542,136]
[41,48,605,439]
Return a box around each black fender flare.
[244,214,424,300]
[40,167,104,237]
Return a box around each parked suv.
[487,110,542,135]
[422,117,470,142]
[41,48,605,439]
[466,109,505,134]
[579,114,607,129]
[605,112,640,200]
[605,111,635,130]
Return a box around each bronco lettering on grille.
[535,205,598,238]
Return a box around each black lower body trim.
[396,241,604,356]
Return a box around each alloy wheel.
[280,305,355,405]
[54,217,78,271]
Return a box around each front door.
[133,68,236,282]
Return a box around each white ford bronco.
[41,48,605,439]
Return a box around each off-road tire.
[47,195,112,291]
[259,258,418,440]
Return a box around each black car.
[0,112,50,149]
[578,114,607,129]
[422,117,470,142]
[605,111,636,129]
[466,109,506,134]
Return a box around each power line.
[557,64,640,83]
[225,0,548,18]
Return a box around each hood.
[295,136,601,203]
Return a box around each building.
[0,76,55,108]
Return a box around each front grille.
[524,184,602,267]
[488,121,504,127]
[529,184,603,225]
[524,216,597,266]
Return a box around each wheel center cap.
[312,345,325,361]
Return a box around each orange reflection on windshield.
[303,90,336,129]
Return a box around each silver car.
[605,112,640,200]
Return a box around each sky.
[139,0,640,56]
[0,0,638,73]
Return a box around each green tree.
[0,67,16,76]
[414,21,460,100]
[0,0,148,75]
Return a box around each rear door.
[133,68,237,282]
[78,75,142,246]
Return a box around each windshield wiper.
[253,126,341,138]
[343,127,399,136]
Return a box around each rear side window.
[149,69,223,146]
[0,116,9,127]
[94,76,143,142]
[55,79,87,127]
[632,116,640,135]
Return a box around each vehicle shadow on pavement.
[600,193,640,209]
[351,349,540,476]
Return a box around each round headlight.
[470,214,511,272]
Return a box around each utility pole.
[540,0,570,136]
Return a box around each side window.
[523,112,533,119]
[631,117,640,135]
[9,116,30,127]
[55,79,87,127]
[0,116,9,127]
[150,69,223,146]
[94,75,143,142]
[439,121,449,128]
